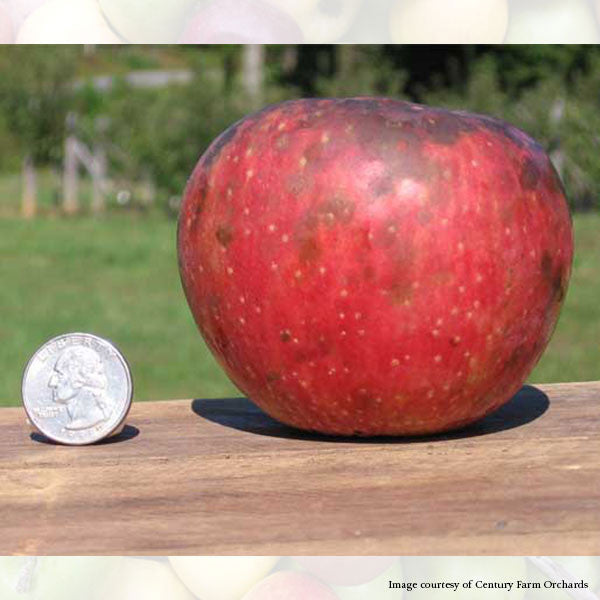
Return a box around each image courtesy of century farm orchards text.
[1,556,599,600]
[3,0,600,43]
[178,97,573,436]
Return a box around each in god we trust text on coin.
[22,333,133,445]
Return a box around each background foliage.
[0,45,598,406]
[1,45,600,211]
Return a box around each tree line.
[0,45,599,216]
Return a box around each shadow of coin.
[30,424,140,446]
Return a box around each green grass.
[0,212,598,407]
[0,215,239,406]
[529,212,600,384]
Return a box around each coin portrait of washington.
[22,333,133,445]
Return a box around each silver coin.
[22,333,133,445]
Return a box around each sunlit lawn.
[0,214,239,406]
[0,207,598,407]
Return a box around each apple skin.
[98,0,198,43]
[0,2,14,42]
[103,558,196,600]
[169,556,279,600]
[278,0,361,42]
[293,557,397,586]
[178,97,573,436]
[332,560,404,599]
[526,556,600,600]
[4,0,47,31]
[505,0,600,43]
[0,557,125,600]
[17,0,122,43]
[390,0,508,43]
[0,557,33,600]
[180,0,303,43]
[243,571,340,600]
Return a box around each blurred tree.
[0,46,79,217]
[242,45,265,108]
[316,45,407,97]
[0,45,599,216]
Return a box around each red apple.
[242,571,339,600]
[178,97,573,436]
[180,0,303,43]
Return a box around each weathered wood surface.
[1,381,598,555]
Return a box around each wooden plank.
[0,381,598,555]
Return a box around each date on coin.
[22,333,133,445]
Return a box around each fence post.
[242,45,265,108]
[91,144,107,214]
[63,134,79,215]
[21,154,37,219]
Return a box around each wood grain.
[0,381,598,556]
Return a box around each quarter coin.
[22,333,133,445]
